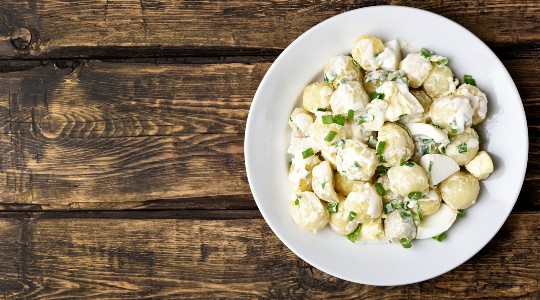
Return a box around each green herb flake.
[440,146,446,155]
[419,48,434,60]
[322,115,334,124]
[294,195,301,206]
[399,157,406,166]
[322,181,327,189]
[432,232,446,242]
[289,160,292,167]
[370,92,385,100]
[457,210,465,218]
[333,114,345,126]
[436,58,449,66]
[317,108,328,112]
[458,143,468,153]
[464,74,477,86]
[399,237,412,248]
[324,74,330,83]
[376,141,387,155]
[328,202,338,214]
[399,210,412,219]
[347,225,361,243]
[324,131,337,142]
[432,124,442,129]
[383,202,393,214]
[452,128,458,134]
[348,211,357,221]
[379,155,387,163]
[352,59,361,70]
[428,161,433,173]
[404,161,415,167]
[348,109,355,121]
[399,114,408,119]
[376,165,388,175]
[302,148,314,159]
[408,192,424,200]
[375,183,387,196]
[354,161,361,169]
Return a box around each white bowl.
[244,6,528,285]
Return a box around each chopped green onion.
[399,210,412,219]
[324,131,337,142]
[358,113,374,124]
[432,232,446,242]
[404,161,415,167]
[348,211,357,221]
[383,202,393,214]
[370,92,385,100]
[328,202,338,213]
[440,146,447,155]
[420,145,430,156]
[288,160,292,167]
[399,237,412,248]
[354,161,361,169]
[333,114,345,126]
[419,48,434,60]
[324,74,330,83]
[428,161,433,173]
[302,148,314,159]
[457,210,465,218]
[348,109,355,121]
[379,155,387,163]
[400,157,406,166]
[347,225,361,243]
[432,124,442,129]
[458,143,468,153]
[322,115,334,124]
[399,114,408,119]
[351,59,361,70]
[435,58,449,66]
[408,192,424,200]
[376,141,386,155]
[334,140,345,148]
[317,108,328,112]
[464,74,476,86]
[375,183,387,196]
[420,138,432,144]
[452,128,458,134]
[294,195,301,206]
[322,181,327,189]
[376,165,388,175]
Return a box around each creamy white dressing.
[324,55,358,84]
[362,99,388,131]
[446,97,473,133]
[287,137,317,155]
[347,188,382,218]
[337,140,373,179]
[457,85,488,122]
[399,53,432,86]
[376,81,424,121]
[329,81,368,116]
[318,86,334,107]
[356,39,399,71]
[289,154,314,188]
[292,113,313,137]
[299,193,325,224]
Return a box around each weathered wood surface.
[0,1,538,59]
[0,59,537,210]
[0,212,537,299]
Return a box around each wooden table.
[0,1,537,298]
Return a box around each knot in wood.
[11,27,32,49]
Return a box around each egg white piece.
[416,204,457,239]
[405,123,450,144]
[419,154,460,187]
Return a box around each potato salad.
[287,35,494,248]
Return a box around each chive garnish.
[419,48,434,60]
[302,148,314,159]
[408,192,424,200]
[432,232,446,242]
[457,210,465,218]
[376,141,386,155]
[464,74,476,86]
[317,108,328,112]
[375,183,387,196]
[322,115,334,124]
[294,195,301,206]
[348,109,354,121]
[458,143,468,153]
[347,225,361,243]
[324,131,337,142]
[370,92,385,100]
[376,165,388,175]
[348,211,357,221]
[333,114,345,126]
[399,237,412,248]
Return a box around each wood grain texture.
[0,212,537,299]
[0,59,538,210]
[0,1,537,59]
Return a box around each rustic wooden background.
[0,0,538,298]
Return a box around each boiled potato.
[465,151,494,180]
[429,95,473,134]
[363,70,386,95]
[360,99,388,132]
[351,35,385,71]
[312,161,340,203]
[336,139,378,181]
[439,171,480,210]
[358,218,385,241]
[445,128,479,166]
[290,192,329,232]
[410,136,438,163]
[384,209,417,243]
[329,200,361,235]
[417,188,442,216]
[456,84,488,125]
[310,113,350,149]
[334,171,365,196]
[399,53,433,88]
[376,81,424,122]
[303,82,334,113]
[288,107,314,137]
[377,122,414,167]
[329,81,369,116]
[342,182,383,223]
[399,90,432,123]
[387,163,429,197]
[422,65,457,99]
[324,55,363,89]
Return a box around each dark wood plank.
[0,1,537,59]
[0,212,537,299]
[0,59,537,210]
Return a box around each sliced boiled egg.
[419,154,459,186]
[405,123,450,144]
[416,204,457,239]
